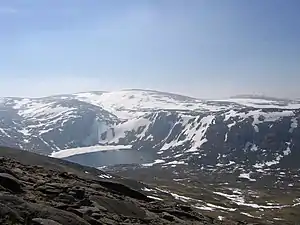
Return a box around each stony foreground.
[0,147,255,225]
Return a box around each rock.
[145,210,159,219]
[0,202,23,223]
[90,183,104,190]
[77,206,101,215]
[47,183,69,189]
[66,207,84,217]
[99,217,116,225]
[0,184,7,192]
[77,198,92,206]
[97,180,152,202]
[0,194,91,225]
[0,173,22,193]
[69,187,85,199]
[31,218,62,225]
[36,186,62,195]
[59,172,76,179]
[91,201,108,212]
[90,196,146,218]
[0,167,15,175]
[57,193,76,204]
[0,148,269,225]
[11,167,24,175]
[83,215,103,225]
[91,213,102,219]
[178,205,193,212]
[162,212,175,221]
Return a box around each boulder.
[0,173,22,193]
[31,218,62,225]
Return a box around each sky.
[0,0,300,99]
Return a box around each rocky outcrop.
[0,147,241,225]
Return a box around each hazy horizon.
[1,0,299,99]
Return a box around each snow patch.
[147,196,163,201]
[99,174,112,179]
[283,143,292,156]
[238,172,256,182]
[50,145,132,158]
[214,191,287,209]
[289,118,298,133]
[142,159,165,167]
[142,187,156,192]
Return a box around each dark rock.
[0,173,22,193]
[99,217,115,225]
[47,183,69,190]
[0,148,267,225]
[11,168,24,175]
[90,196,146,218]
[178,205,193,212]
[83,215,103,225]
[0,202,23,223]
[66,207,84,217]
[77,198,92,206]
[69,187,85,199]
[0,194,91,225]
[57,193,76,203]
[36,186,62,195]
[0,167,16,175]
[162,212,175,221]
[54,203,75,210]
[97,180,152,202]
[31,218,62,225]
[59,172,76,179]
[77,206,101,215]
[165,209,203,221]
[91,213,102,219]
[0,184,6,191]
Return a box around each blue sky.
[0,0,299,98]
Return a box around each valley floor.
[106,165,300,225]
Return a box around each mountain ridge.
[1,89,300,224]
[0,89,299,170]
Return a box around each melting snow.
[142,159,165,167]
[224,109,295,133]
[50,145,132,158]
[206,203,236,212]
[238,172,256,182]
[218,216,224,221]
[241,212,255,218]
[193,205,214,211]
[19,128,30,136]
[142,187,156,192]
[164,160,187,166]
[39,128,53,135]
[147,196,163,201]
[250,144,258,152]
[289,118,298,133]
[0,128,11,137]
[170,192,192,202]
[99,117,151,144]
[283,143,292,156]
[173,153,183,158]
[214,191,287,209]
[98,174,112,179]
